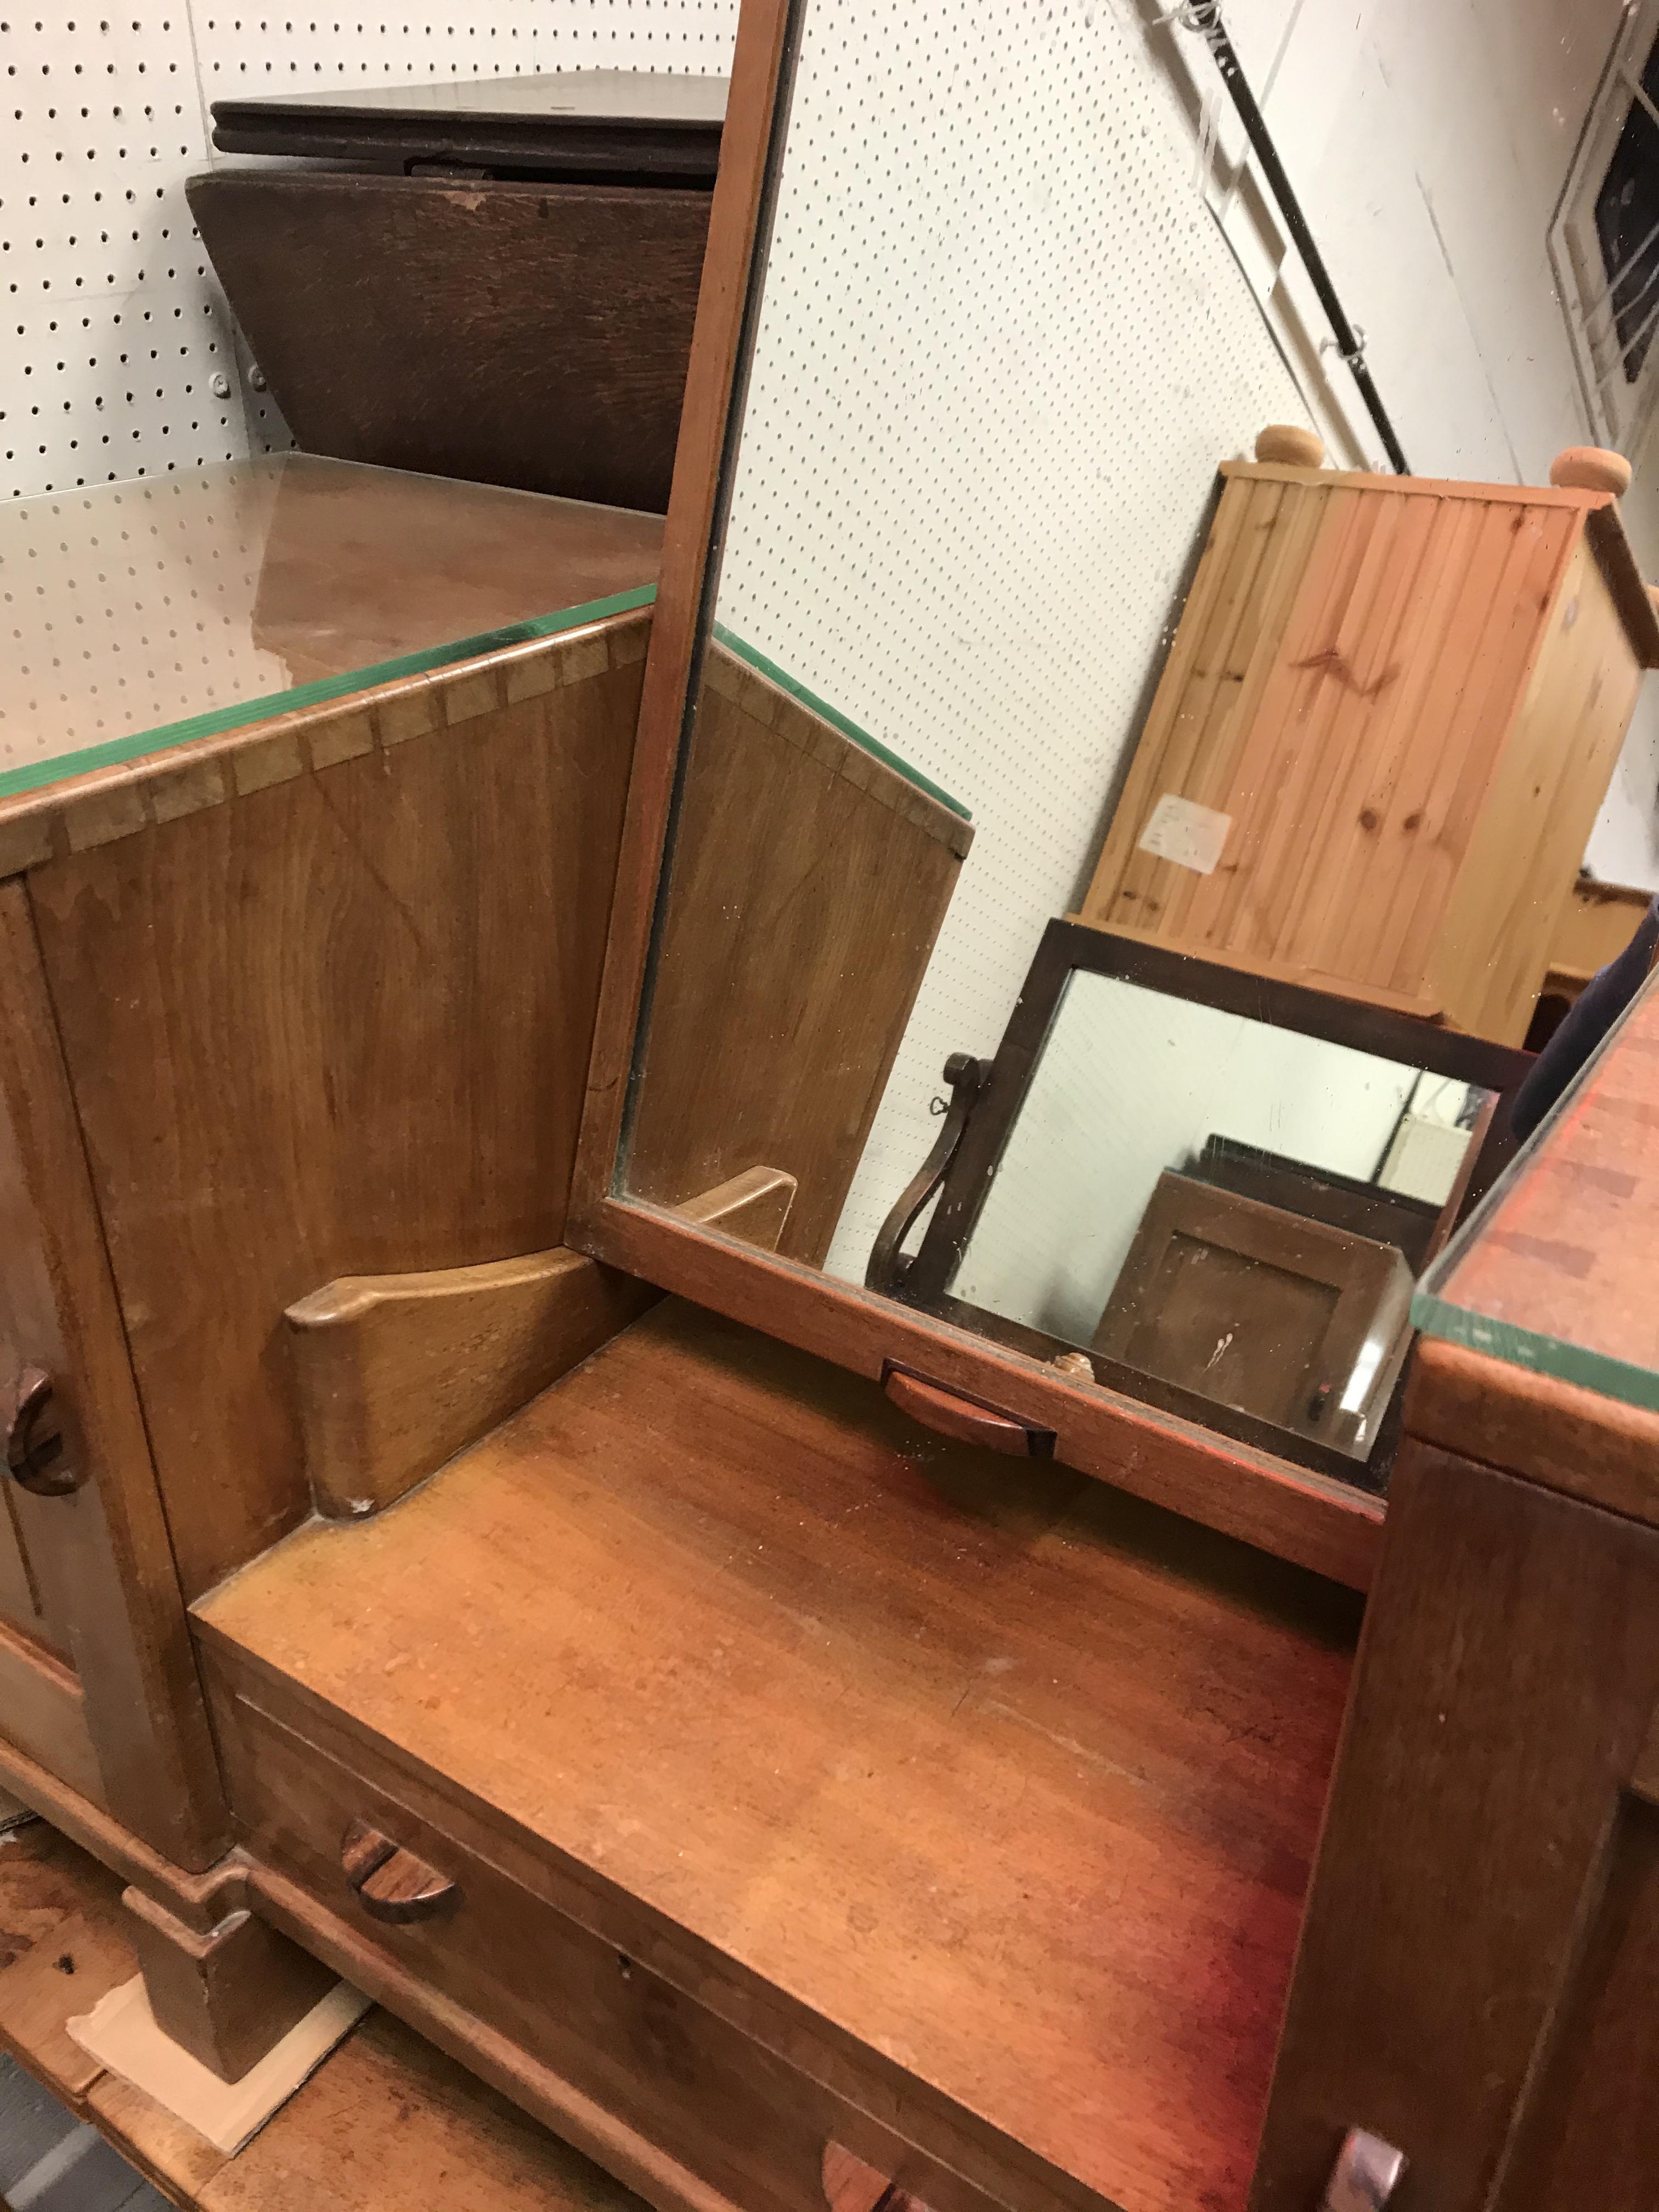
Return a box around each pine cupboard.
[1080,438,1659,1045]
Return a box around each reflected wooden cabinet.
[1094,1170,1413,1457]
[1080,443,1659,1045]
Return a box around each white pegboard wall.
[2,3,738,502]
[2,12,241,500]
[712,0,1311,1282]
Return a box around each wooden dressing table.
[4,3,1658,2208]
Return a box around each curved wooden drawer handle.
[341,1819,461,1924]
[882,1366,1055,1459]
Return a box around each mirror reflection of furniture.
[1094,1172,1414,1459]
[888,922,1530,1489]
[624,635,972,1265]
[1188,1135,1444,1273]
[1079,432,1659,1045]
[0,452,667,2083]
[189,73,727,512]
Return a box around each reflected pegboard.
[714,0,1312,1281]
[2,4,738,503]
[0,470,277,775]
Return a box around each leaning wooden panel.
[26,620,646,1603]
[625,642,972,1265]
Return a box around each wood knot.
[1402,810,1423,832]
[1359,809,1380,833]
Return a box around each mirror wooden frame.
[883,917,1532,1488]
[568,0,1414,1593]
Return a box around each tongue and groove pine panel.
[1080,459,1656,1042]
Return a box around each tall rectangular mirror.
[583,0,1656,1559]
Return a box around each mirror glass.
[938,968,1491,1469]
[615,0,1647,1491]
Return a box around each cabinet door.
[0,877,228,1867]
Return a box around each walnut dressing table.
[4,6,1655,2210]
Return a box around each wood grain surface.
[569,0,798,1234]
[30,656,642,1602]
[190,171,710,512]
[1422,968,1659,1414]
[196,1299,1361,2212]
[120,1881,335,2085]
[0,1619,102,1808]
[1406,1338,1659,1529]
[0,881,229,1864]
[625,654,967,1263]
[287,1250,659,1524]
[246,456,663,687]
[1544,875,1651,992]
[1254,1444,1659,2211]
[1079,467,1646,1043]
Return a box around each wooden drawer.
[209,1663,1029,2212]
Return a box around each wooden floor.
[196,1302,1363,2212]
[0,1820,643,2211]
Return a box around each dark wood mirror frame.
[566,0,1487,1594]
[878,917,1532,1491]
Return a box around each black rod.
[1188,1,1412,474]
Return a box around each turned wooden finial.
[1550,445,1632,498]
[1256,424,1325,468]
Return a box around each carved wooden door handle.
[5,1366,83,1498]
[341,1819,461,1923]
[882,1365,1056,1459]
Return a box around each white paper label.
[1136,793,1232,876]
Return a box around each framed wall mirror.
[567,0,1657,1590]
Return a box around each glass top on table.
[0,455,662,799]
[1413,969,1659,1410]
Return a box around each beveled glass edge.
[711,620,970,821]
[0,582,658,802]
[1409,967,1659,1411]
